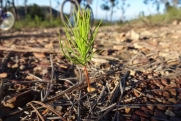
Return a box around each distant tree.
[54,0,60,17]
[27,4,45,20]
[109,0,119,22]
[143,0,162,13]
[49,0,52,21]
[172,0,178,7]
[165,1,172,11]
[139,11,145,17]
[119,0,130,22]
[101,0,129,22]
[143,0,181,10]
[11,0,19,21]
[101,0,110,21]
[24,0,28,16]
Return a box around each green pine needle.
[60,9,101,66]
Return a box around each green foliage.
[27,4,45,20]
[60,9,101,66]
[125,6,181,27]
[35,15,41,24]
[148,7,181,24]
[13,16,63,30]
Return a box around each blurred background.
[5,0,181,29]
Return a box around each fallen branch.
[0,45,62,54]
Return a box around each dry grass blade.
[97,86,106,102]
[108,83,120,105]
[0,51,11,71]
[117,104,181,107]
[41,54,54,102]
[119,71,130,101]
[65,93,77,112]
[0,79,3,102]
[27,73,44,81]
[97,103,116,121]
[27,102,45,121]
[31,101,66,121]
[112,105,140,111]
[77,90,81,121]
[86,94,93,116]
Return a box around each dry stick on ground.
[27,102,45,121]
[3,68,122,118]
[41,54,54,102]
[0,79,3,102]
[0,45,62,54]
[47,67,122,102]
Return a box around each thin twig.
[96,103,116,121]
[28,73,44,82]
[41,54,54,102]
[77,90,81,121]
[27,102,45,121]
[31,101,66,121]
[0,79,3,102]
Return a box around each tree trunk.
[96,0,98,19]
[24,0,28,17]
[49,0,52,21]
[110,4,113,22]
[172,0,178,7]
[12,0,19,21]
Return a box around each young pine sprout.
[59,9,101,92]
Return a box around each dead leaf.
[125,108,131,113]
[0,73,7,79]
[33,52,46,58]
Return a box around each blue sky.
[15,0,165,21]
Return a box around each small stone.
[165,109,175,117]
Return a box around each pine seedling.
[60,9,101,92]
